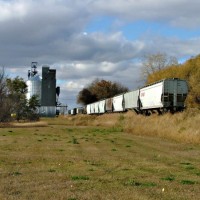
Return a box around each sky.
[1,0,200,109]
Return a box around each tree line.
[0,68,39,122]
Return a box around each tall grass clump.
[123,110,200,144]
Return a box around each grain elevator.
[26,62,60,117]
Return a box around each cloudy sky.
[1,0,200,109]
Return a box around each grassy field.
[0,115,200,200]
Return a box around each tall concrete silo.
[39,65,57,117]
[41,66,56,106]
[26,62,41,103]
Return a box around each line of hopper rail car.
[68,78,189,116]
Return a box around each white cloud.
[0,0,27,22]
[65,81,84,91]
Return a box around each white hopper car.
[139,78,188,114]
[70,78,189,115]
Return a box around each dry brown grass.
[124,114,200,143]
[58,110,200,144]
[123,110,200,144]
[11,121,48,127]
[0,121,48,128]
[46,114,120,127]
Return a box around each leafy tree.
[6,77,28,121]
[77,79,128,105]
[26,95,40,121]
[0,69,40,122]
[77,88,97,105]
[28,95,40,111]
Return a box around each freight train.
[68,78,189,116]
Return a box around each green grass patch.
[196,172,200,176]
[66,128,74,132]
[71,176,89,181]
[72,138,79,144]
[83,160,101,167]
[185,166,195,170]
[48,169,56,173]
[180,162,192,165]
[161,176,175,181]
[180,162,196,170]
[89,127,123,135]
[180,180,196,185]
[10,171,22,176]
